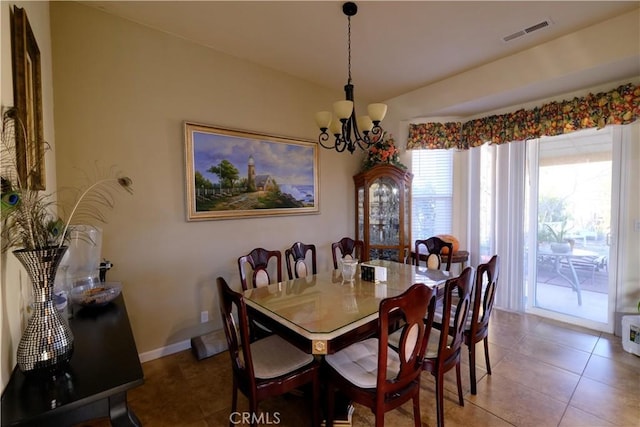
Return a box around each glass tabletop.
[243,260,449,340]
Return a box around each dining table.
[243,259,449,356]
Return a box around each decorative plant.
[362,134,407,171]
[1,107,133,252]
[543,221,572,243]
[538,195,574,243]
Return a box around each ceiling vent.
[502,18,553,42]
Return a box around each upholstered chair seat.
[247,334,315,379]
[325,338,401,389]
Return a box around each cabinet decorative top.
[361,134,407,172]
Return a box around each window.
[411,149,453,240]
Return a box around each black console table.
[1,294,144,426]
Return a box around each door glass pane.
[531,129,612,324]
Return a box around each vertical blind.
[411,149,453,240]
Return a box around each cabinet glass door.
[357,188,364,240]
[369,177,400,246]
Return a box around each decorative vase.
[550,242,571,254]
[13,246,74,374]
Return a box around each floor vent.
[503,19,552,42]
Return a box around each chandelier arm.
[347,112,376,151]
[318,131,335,150]
[369,125,385,142]
[334,137,349,153]
[339,125,354,154]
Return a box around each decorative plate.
[70,282,122,307]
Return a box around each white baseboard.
[138,329,228,363]
[138,339,192,363]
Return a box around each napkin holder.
[360,264,387,283]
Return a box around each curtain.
[407,83,639,150]
[466,141,527,312]
[492,142,527,312]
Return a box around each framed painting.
[10,6,45,190]
[184,122,319,221]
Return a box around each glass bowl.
[70,282,121,307]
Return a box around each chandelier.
[315,2,387,154]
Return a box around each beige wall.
[48,2,359,358]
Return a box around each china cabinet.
[353,164,412,262]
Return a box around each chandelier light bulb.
[333,100,354,121]
[357,115,373,133]
[315,111,332,130]
[330,117,343,136]
[367,103,388,123]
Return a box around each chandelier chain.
[347,15,352,84]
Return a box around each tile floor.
[76,309,640,427]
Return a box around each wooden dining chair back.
[466,254,500,395]
[217,277,320,427]
[238,247,283,291]
[285,242,317,280]
[423,266,474,427]
[324,283,436,427]
[415,237,453,271]
[331,237,365,269]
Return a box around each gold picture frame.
[184,122,319,221]
[11,6,45,190]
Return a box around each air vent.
[503,30,526,42]
[525,20,550,33]
[502,18,553,42]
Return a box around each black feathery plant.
[1,107,133,252]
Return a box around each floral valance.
[407,83,640,150]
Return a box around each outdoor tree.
[208,160,239,190]
[194,171,213,189]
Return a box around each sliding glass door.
[525,127,617,331]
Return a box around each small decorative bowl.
[70,282,122,307]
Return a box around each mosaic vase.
[13,246,74,373]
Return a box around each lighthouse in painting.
[247,155,256,191]
[246,154,275,192]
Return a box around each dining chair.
[285,242,317,280]
[422,266,474,427]
[237,247,283,291]
[331,237,365,269]
[324,283,436,427]
[217,277,320,427]
[415,237,453,271]
[465,254,500,395]
[238,248,283,339]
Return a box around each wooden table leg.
[109,392,141,427]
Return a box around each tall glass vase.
[13,246,74,373]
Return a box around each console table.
[1,293,143,426]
